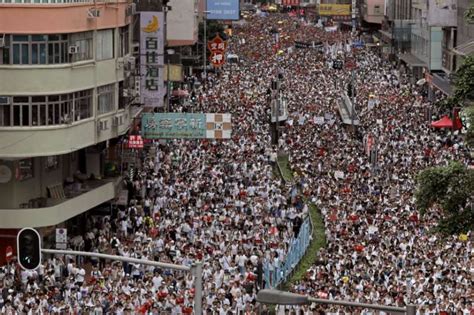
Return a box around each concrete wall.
[167,0,199,46]
[0,107,130,158]
[0,1,130,34]
[0,59,123,95]
[0,156,64,209]
[364,0,385,23]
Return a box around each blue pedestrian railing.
[263,215,312,288]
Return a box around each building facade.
[0,0,135,261]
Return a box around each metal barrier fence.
[263,215,312,288]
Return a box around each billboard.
[140,12,165,107]
[207,0,240,20]
[142,113,232,139]
[318,4,351,15]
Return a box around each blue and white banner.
[207,0,240,20]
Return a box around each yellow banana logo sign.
[143,16,159,33]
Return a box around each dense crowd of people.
[1,10,472,315]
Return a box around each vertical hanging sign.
[140,12,165,107]
[208,34,227,68]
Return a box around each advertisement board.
[142,113,232,139]
[140,12,165,107]
[207,0,240,20]
[318,4,351,16]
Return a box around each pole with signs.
[351,0,357,33]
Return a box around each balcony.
[0,108,132,158]
[0,176,121,229]
[0,59,123,95]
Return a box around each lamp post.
[166,48,175,112]
[257,289,416,315]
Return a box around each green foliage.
[277,154,293,183]
[198,21,226,42]
[466,105,474,147]
[452,55,474,102]
[275,155,327,291]
[415,161,474,233]
[283,203,326,290]
[435,55,474,111]
[465,4,474,23]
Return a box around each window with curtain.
[97,83,115,114]
[70,31,93,62]
[96,29,114,61]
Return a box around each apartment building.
[0,0,136,262]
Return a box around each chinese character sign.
[140,12,165,107]
[208,35,228,68]
[142,113,232,139]
[210,51,225,67]
[128,135,144,149]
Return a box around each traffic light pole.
[41,249,202,314]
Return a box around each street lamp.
[257,289,416,315]
[166,48,175,112]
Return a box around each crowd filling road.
[1,12,473,315]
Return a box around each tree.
[465,4,474,23]
[452,55,474,103]
[415,161,474,234]
[466,105,474,147]
[198,20,226,42]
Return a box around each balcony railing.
[0,176,122,228]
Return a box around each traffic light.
[17,228,41,270]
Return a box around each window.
[97,83,115,114]
[0,103,11,126]
[70,31,93,62]
[9,34,69,65]
[118,81,126,109]
[374,5,381,14]
[74,89,93,121]
[119,26,130,57]
[96,29,114,61]
[0,89,93,127]
[17,159,34,181]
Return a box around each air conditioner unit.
[97,120,108,133]
[135,77,141,96]
[88,8,101,18]
[116,59,124,69]
[68,45,79,54]
[113,115,125,127]
[0,96,10,104]
[125,3,136,16]
[124,56,136,71]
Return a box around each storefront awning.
[432,73,453,96]
[399,53,426,68]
